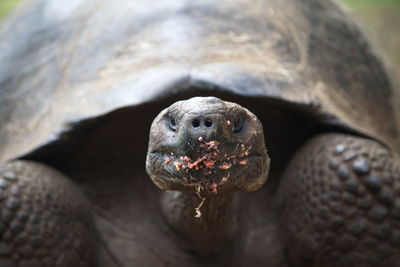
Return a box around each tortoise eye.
[233,117,243,133]
[169,118,177,131]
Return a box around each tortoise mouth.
[147,142,268,195]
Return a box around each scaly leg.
[0,160,97,267]
[280,134,400,267]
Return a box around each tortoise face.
[146,96,270,195]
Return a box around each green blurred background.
[341,0,400,76]
[0,0,18,18]
[0,0,399,75]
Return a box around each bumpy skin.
[0,161,97,267]
[281,134,400,267]
[0,116,399,266]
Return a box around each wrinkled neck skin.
[161,190,239,255]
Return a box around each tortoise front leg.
[280,134,400,267]
[0,161,97,267]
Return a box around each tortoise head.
[146,96,270,196]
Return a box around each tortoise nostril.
[205,119,213,127]
[192,119,200,128]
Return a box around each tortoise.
[0,0,399,266]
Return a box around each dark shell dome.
[0,0,398,162]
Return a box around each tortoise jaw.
[166,154,269,195]
[147,140,269,195]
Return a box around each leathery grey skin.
[146,97,269,255]
[0,0,399,266]
[0,161,97,267]
[280,135,400,267]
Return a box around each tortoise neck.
[161,190,239,255]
